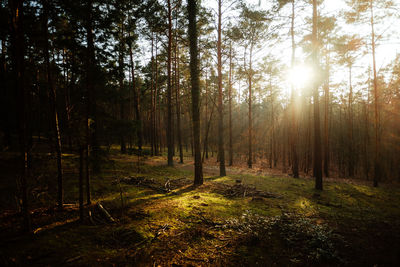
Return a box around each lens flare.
[287,65,314,89]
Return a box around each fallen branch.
[97,203,115,223]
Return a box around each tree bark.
[188,0,203,185]
[217,0,226,176]
[204,66,209,159]
[128,35,142,151]
[167,0,174,166]
[150,33,155,156]
[348,64,354,177]
[154,34,159,155]
[79,146,84,222]
[323,50,330,177]
[290,0,299,178]
[370,0,380,187]
[312,0,323,190]
[42,0,64,208]
[119,24,126,154]
[85,0,96,204]
[248,45,253,169]
[175,19,183,163]
[85,0,99,177]
[11,0,31,232]
[228,42,233,166]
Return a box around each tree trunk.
[248,46,253,169]
[85,0,99,176]
[129,38,142,151]
[167,0,174,166]
[85,0,96,205]
[150,34,155,156]
[348,64,354,177]
[228,42,233,166]
[42,0,64,208]
[203,102,215,163]
[204,66,209,159]
[119,24,126,154]
[1,29,11,148]
[154,34,159,155]
[11,0,31,232]
[217,0,226,176]
[79,146,84,222]
[370,0,380,187]
[175,28,183,163]
[323,50,330,177]
[312,0,323,190]
[290,0,299,178]
[188,0,203,185]
[364,71,371,180]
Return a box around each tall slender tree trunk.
[202,104,215,163]
[370,0,380,187]
[323,50,330,177]
[204,66,209,159]
[1,36,9,148]
[84,0,98,204]
[11,0,31,232]
[42,0,64,208]
[348,64,354,177]
[150,34,155,156]
[217,0,226,176]
[188,0,203,185]
[304,97,312,174]
[65,51,74,151]
[154,34,159,155]
[85,0,99,178]
[312,0,323,190]
[248,46,253,169]
[228,42,233,166]
[175,25,183,163]
[128,37,142,151]
[167,0,174,166]
[290,0,299,178]
[269,86,274,169]
[79,146,84,222]
[364,69,371,180]
[119,24,126,154]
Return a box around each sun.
[287,64,314,89]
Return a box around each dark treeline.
[1,0,400,232]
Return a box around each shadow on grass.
[101,183,199,213]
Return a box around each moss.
[2,151,400,266]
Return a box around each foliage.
[225,211,345,264]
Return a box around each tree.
[84,0,96,204]
[288,0,299,178]
[232,3,271,168]
[318,15,337,178]
[173,2,184,164]
[42,0,64,208]
[217,0,226,176]
[167,0,173,166]
[345,0,397,187]
[228,41,234,166]
[312,0,323,190]
[188,0,203,185]
[335,35,362,177]
[10,0,31,232]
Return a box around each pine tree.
[188,0,203,185]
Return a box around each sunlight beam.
[287,65,314,89]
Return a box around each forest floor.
[1,148,400,266]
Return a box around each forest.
[1,0,400,266]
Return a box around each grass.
[0,148,400,266]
